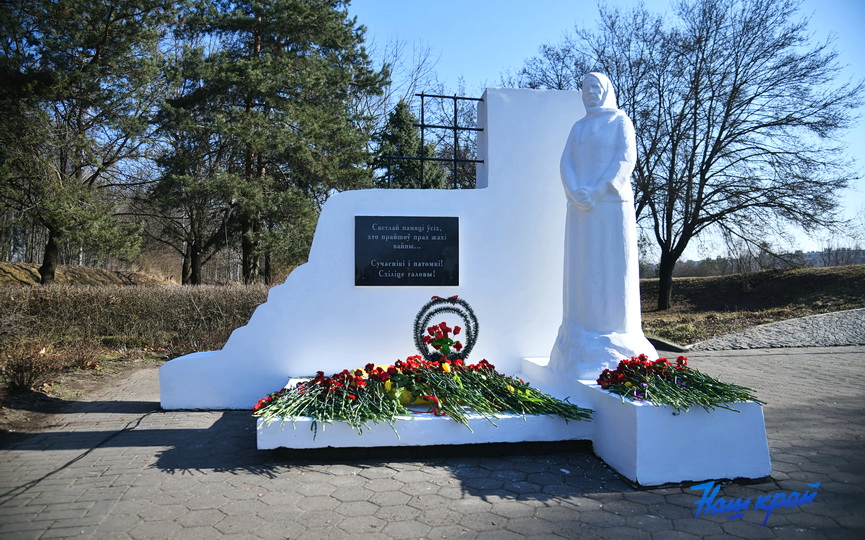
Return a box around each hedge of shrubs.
[1,284,268,390]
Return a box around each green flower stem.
[254,358,592,436]
[598,355,764,413]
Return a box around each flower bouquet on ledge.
[252,296,592,436]
[596,354,764,413]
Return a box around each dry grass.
[0,283,268,353]
[0,344,67,391]
[2,263,862,352]
[0,281,268,433]
[640,265,865,344]
[0,262,172,286]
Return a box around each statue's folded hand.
[569,187,596,211]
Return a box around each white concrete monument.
[549,72,657,380]
[160,85,770,487]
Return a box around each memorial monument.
[549,72,657,380]
[160,83,770,486]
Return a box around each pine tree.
[157,0,387,283]
[0,0,172,283]
[374,100,447,189]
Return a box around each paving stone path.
[692,309,865,351]
[1,342,864,538]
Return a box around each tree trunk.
[241,214,259,284]
[189,241,202,285]
[656,250,676,310]
[263,253,272,285]
[38,229,60,285]
[181,248,191,285]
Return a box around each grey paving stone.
[127,519,183,539]
[331,486,373,502]
[0,338,863,539]
[415,506,463,527]
[175,508,225,528]
[333,515,386,535]
[506,515,558,535]
[425,524,474,538]
[489,500,535,519]
[405,492,450,512]
[333,499,378,518]
[373,503,420,522]
[212,512,262,535]
[690,308,865,350]
[380,519,432,537]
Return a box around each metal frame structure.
[383,93,484,189]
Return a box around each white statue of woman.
[549,73,656,380]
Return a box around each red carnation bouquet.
[254,296,594,436]
[254,353,591,436]
[597,354,763,413]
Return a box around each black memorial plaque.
[355,216,459,286]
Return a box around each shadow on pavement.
[2,401,633,502]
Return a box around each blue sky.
[348,0,865,257]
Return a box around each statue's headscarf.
[583,72,618,110]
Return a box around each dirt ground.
[0,355,163,443]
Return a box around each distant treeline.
[641,247,865,279]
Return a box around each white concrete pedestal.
[257,410,593,450]
[257,372,593,449]
[159,88,586,410]
[256,359,770,487]
[585,385,770,486]
[521,357,771,486]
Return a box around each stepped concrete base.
[522,357,772,486]
[257,410,593,450]
[256,374,593,450]
[258,360,770,486]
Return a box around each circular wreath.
[413,296,479,362]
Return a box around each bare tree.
[818,244,862,267]
[516,0,863,309]
[356,38,442,153]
